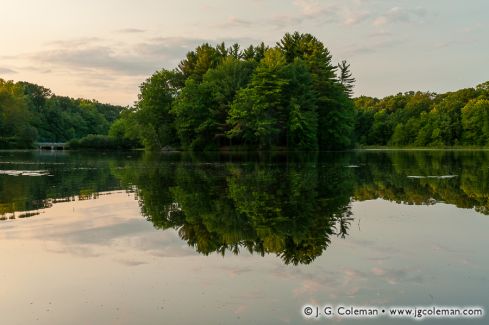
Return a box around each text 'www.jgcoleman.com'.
[302,305,485,320]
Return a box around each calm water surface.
[0,150,488,324]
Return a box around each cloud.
[368,31,393,38]
[271,9,337,29]
[292,0,339,16]
[341,38,405,57]
[11,35,262,105]
[45,37,103,47]
[117,28,146,34]
[293,0,322,15]
[0,67,17,74]
[274,2,429,29]
[138,36,208,58]
[267,0,338,29]
[30,37,208,76]
[343,10,371,26]
[217,16,253,29]
[115,258,148,266]
[373,6,427,27]
[270,14,309,29]
[212,1,338,31]
[33,46,157,76]
[31,36,262,79]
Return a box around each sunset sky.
[1,0,488,105]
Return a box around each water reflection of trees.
[2,150,489,261]
[120,153,355,265]
[122,151,489,264]
[0,151,132,219]
[352,151,489,214]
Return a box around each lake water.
[0,150,487,324]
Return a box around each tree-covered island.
[1,32,489,151]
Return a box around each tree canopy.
[115,32,355,151]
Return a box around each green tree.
[337,60,355,97]
[197,57,255,147]
[227,48,288,149]
[277,32,354,150]
[283,59,317,150]
[136,69,181,150]
[368,110,391,145]
[462,99,489,145]
[242,42,268,63]
[172,78,214,150]
[177,43,224,82]
[108,108,142,148]
[0,79,37,148]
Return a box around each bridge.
[37,142,68,150]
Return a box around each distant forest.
[0,79,123,148]
[1,32,489,150]
[354,82,489,147]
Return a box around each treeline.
[354,82,489,147]
[112,32,355,151]
[0,79,124,148]
[112,31,489,151]
[4,31,489,151]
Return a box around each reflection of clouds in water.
[43,242,103,258]
[371,266,385,276]
[233,304,248,315]
[229,290,266,301]
[431,242,470,254]
[274,255,426,305]
[343,268,368,286]
[370,267,424,285]
[431,243,477,268]
[344,237,404,257]
[0,192,197,262]
[272,264,339,287]
[271,265,343,301]
[218,266,253,278]
[293,278,322,297]
[128,233,197,258]
[47,226,198,260]
[367,256,392,262]
[220,293,266,318]
[52,220,151,245]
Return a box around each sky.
[1,0,488,106]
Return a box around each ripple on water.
[407,175,458,179]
